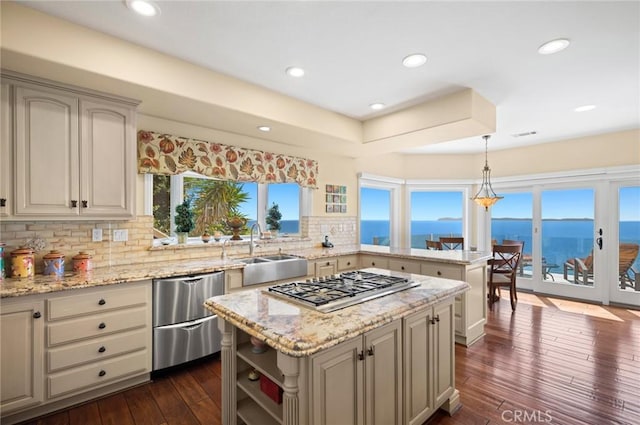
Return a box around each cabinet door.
[0,299,45,413]
[14,85,79,216]
[0,82,12,217]
[432,300,454,407]
[338,255,358,272]
[311,336,363,425]
[364,321,402,425]
[315,259,337,277]
[403,308,433,425]
[79,99,135,217]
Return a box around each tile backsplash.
[0,215,358,273]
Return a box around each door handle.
[596,237,603,250]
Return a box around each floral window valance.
[137,130,318,188]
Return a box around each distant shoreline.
[436,217,595,222]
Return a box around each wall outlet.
[113,229,128,242]
[92,228,103,242]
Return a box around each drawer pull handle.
[98,346,106,353]
[82,200,88,208]
[71,200,78,208]
[358,351,364,361]
[371,262,376,266]
[0,198,5,207]
[347,262,351,266]
[98,322,106,329]
[401,266,405,270]
[326,262,330,266]
[367,346,374,356]
[98,299,106,305]
[98,370,106,377]
[437,271,442,276]
[33,311,42,319]
[431,315,440,325]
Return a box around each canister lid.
[73,251,92,260]
[44,250,65,260]
[11,246,34,256]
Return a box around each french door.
[534,184,605,303]
[609,182,640,306]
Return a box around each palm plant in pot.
[175,199,194,244]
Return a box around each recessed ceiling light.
[257,126,271,132]
[538,38,570,55]
[575,105,596,112]
[402,53,427,68]
[369,103,385,110]
[285,67,305,77]
[126,0,160,17]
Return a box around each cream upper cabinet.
[0,298,45,414]
[14,84,80,216]
[79,99,136,217]
[1,82,12,218]
[6,73,138,220]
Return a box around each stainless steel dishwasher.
[152,271,224,371]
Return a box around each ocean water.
[361,219,640,269]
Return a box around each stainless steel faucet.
[221,238,230,260]
[250,222,262,256]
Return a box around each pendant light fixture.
[471,135,503,210]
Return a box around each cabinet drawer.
[421,263,463,281]
[48,285,147,321]
[47,350,148,399]
[48,328,148,373]
[338,255,358,271]
[314,259,337,277]
[388,259,421,274]
[48,307,147,347]
[360,255,389,269]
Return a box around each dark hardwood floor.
[23,293,639,425]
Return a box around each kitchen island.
[205,268,469,425]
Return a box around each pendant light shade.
[472,135,503,210]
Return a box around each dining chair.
[502,239,528,276]
[426,240,443,250]
[439,237,464,250]
[488,243,523,311]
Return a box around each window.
[267,183,300,234]
[410,191,463,249]
[491,192,533,276]
[150,173,300,240]
[360,187,391,246]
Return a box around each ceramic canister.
[11,246,35,278]
[43,250,65,277]
[72,251,93,273]
[0,242,5,280]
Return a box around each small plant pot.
[177,232,189,244]
[201,233,211,243]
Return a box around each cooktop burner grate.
[267,271,418,312]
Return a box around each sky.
[361,187,640,221]
[237,183,299,220]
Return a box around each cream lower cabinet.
[0,298,45,414]
[310,320,402,425]
[308,258,338,278]
[403,299,455,425]
[4,72,138,220]
[421,261,487,346]
[1,281,152,425]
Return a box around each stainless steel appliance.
[152,271,224,371]
[267,270,420,313]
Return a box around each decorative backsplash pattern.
[0,215,357,275]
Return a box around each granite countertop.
[0,257,245,298]
[204,268,470,357]
[1,246,489,299]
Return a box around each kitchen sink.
[241,254,308,286]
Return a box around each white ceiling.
[15,0,640,154]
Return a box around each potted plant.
[175,199,194,244]
[266,202,282,237]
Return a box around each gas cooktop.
[267,271,421,313]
